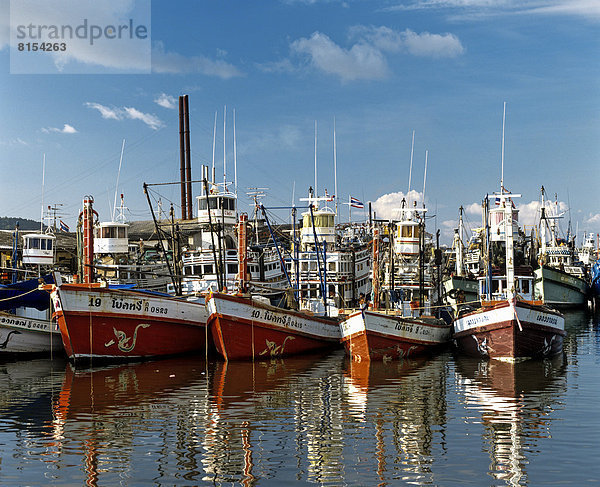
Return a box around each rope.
[0,287,40,302]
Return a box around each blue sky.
[1,0,598,244]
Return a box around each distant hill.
[0,216,45,231]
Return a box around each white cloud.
[42,123,78,134]
[585,213,600,224]
[371,190,425,220]
[384,0,600,21]
[151,41,243,78]
[403,29,465,57]
[154,93,177,109]
[85,102,164,130]
[85,102,121,120]
[350,26,465,57]
[465,202,482,216]
[0,137,28,146]
[122,107,163,130]
[278,26,464,81]
[291,32,389,81]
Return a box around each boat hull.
[453,300,565,360]
[50,284,209,361]
[206,293,341,360]
[0,311,63,354]
[339,310,452,361]
[534,265,589,307]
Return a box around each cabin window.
[41,239,47,250]
[227,264,238,274]
[30,238,40,249]
[328,262,335,271]
[401,226,412,238]
[203,264,213,274]
[47,240,53,250]
[199,199,207,210]
[118,227,127,239]
[521,280,530,294]
[301,262,308,271]
[184,266,193,276]
[209,198,218,210]
[309,261,317,271]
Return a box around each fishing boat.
[533,186,589,307]
[339,226,452,362]
[453,105,565,361]
[48,274,209,362]
[206,210,342,360]
[207,291,341,360]
[45,197,210,362]
[0,274,63,354]
[453,191,565,360]
[0,219,63,355]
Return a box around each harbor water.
[0,311,598,486]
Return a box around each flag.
[494,197,500,205]
[60,220,70,232]
[325,189,334,202]
[350,197,364,209]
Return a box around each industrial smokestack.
[184,95,193,220]
[179,96,187,220]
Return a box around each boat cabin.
[94,222,129,254]
[394,219,420,255]
[300,208,336,251]
[22,233,56,266]
[489,205,519,242]
[478,274,535,301]
[197,188,237,227]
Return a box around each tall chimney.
[179,96,187,220]
[184,95,193,220]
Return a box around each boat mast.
[333,117,338,223]
[212,110,217,186]
[40,154,46,233]
[422,150,428,208]
[233,108,238,202]
[223,105,227,190]
[112,139,126,222]
[500,101,506,194]
[314,120,318,197]
[540,186,547,259]
[407,130,415,205]
[456,206,464,276]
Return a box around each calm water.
[0,311,598,486]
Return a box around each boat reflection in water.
[341,354,448,485]
[50,357,211,486]
[455,355,567,486]
[204,351,342,485]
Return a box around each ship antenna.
[422,150,428,209]
[112,139,125,221]
[314,120,318,197]
[408,130,415,204]
[333,116,338,221]
[212,110,217,183]
[223,105,227,190]
[40,153,46,233]
[501,101,506,194]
